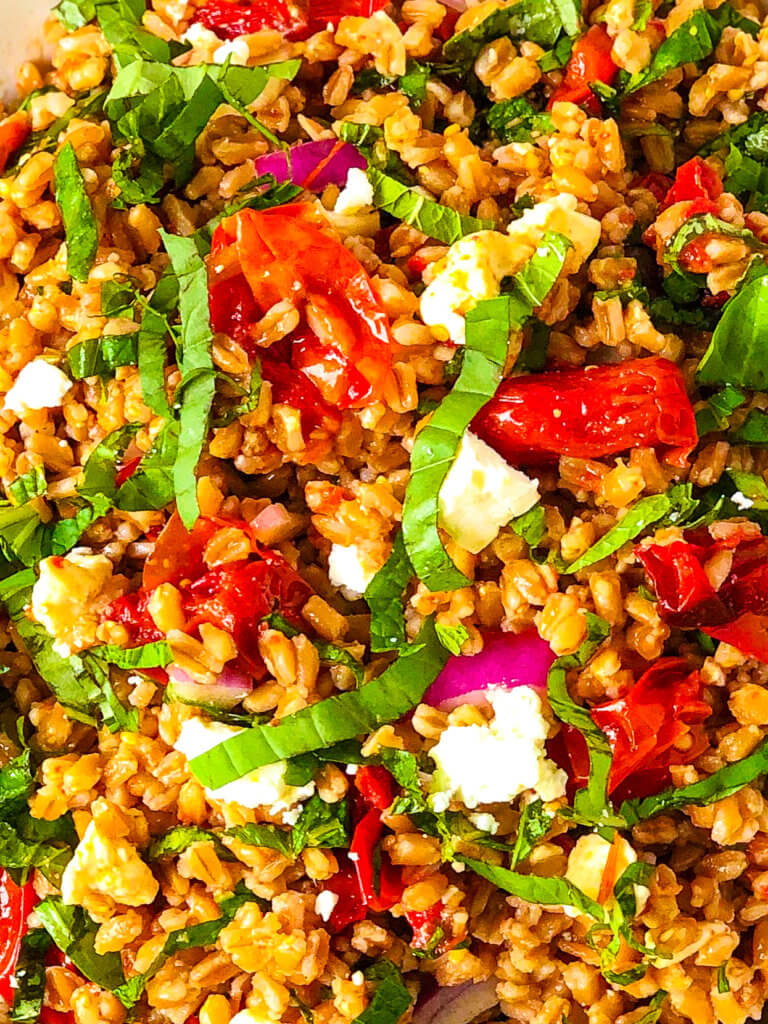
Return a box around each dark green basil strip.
[443,0,580,61]
[53,142,99,283]
[189,618,449,788]
[37,898,126,991]
[718,964,730,994]
[621,736,768,825]
[367,167,494,243]
[364,531,413,652]
[402,295,513,591]
[137,269,177,418]
[510,504,547,548]
[91,640,171,668]
[458,855,606,920]
[79,421,178,513]
[624,5,759,93]
[731,407,768,444]
[697,264,768,390]
[547,614,614,825]
[510,798,553,869]
[160,230,215,528]
[353,961,412,1024]
[148,825,229,860]
[10,928,52,1022]
[55,0,175,62]
[0,749,33,820]
[473,97,553,145]
[566,485,696,574]
[67,333,139,380]
[115,884,262,1007]
[402,234,569,593]
[85,654,139,733]
[435,622,470,655]
[8,466,46,505]
[695,384,746,436]
[700,110,768,157]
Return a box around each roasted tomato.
[547,26,618,113]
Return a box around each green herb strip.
[53,142,99,283]
[159,230,215,528]
[364,531,413,652]
[188,618,449,788]
[367,167,494,243]
[459,855,606,920]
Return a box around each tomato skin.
[637,530,768,662]
[102,515,314,676]
[547,26,618,113]
[559,658,711,800]
[661,156,723,211]
[0,114,30,174]
[192,0,388,40]
[210,205,393,409]
[354,765,395,811]
[0,870,37,1005]
[631,172,672,204]
[471,357,698,467]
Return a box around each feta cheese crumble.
[174,718,315,819]
[328,542,380,598]
[4,359,72,417]
[438,430,539,553]
[31,551,116,656]
[419,193,601,345]
[314,889,339,922]
[429,686,567,809]
[334,167,375,216]
[213,38,250,64]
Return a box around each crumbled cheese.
[62,813,159,909]
[334,167,375,215]
[419,194,600,345]
[420,230,523,345]
[174,718,315,817]
[565,833,649,914]
[314,890,339,922]
[231,1011,270,1024]
[180,22,219,47]
[429,686,567,810]
[468,812,499,834]
[351,971,365,986]
[31,552,116,656]
[346,764,359,776]
[328,542,380,599]
[4,359,72,417]
[438,430,539,553]
[732,490,754,511]
[213,38,250,64]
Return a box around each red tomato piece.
[349,808,404,912]
[261,355,342,438]
[661,156,723,211]
[637,529,768,663]
[210,205,393,408]
[630,172,672,204]
[193,0,309,40]
[547,26,618,113]
[354,765,395,811]
[406,904,442,950]
[0,870,37,1005]
[471,357,698,468]
[102,515,314,676]
[559,658,711,800]
[0,113,30,174]
[323,860,368,932]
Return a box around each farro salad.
[7,0,768,1023]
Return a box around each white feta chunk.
[334,167,375,215]
[180,22,219,47]
[213,38,250,64]
[328,542,380,599]
[62,811,159,909]
[174,718,315,817]
[314,889,339,922]
[5,359,72,417]
[429,686,566,809]
[438,430,539,553]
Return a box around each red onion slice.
[253,139,367,192]
[423,629,555,711]
[413,979,498,1024]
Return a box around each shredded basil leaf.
[566,485,696,574]
[435,622,470,655]
[91,640,171,668]
[68,333,138,380]
[8,466,46,505]
[10,928,52,1022]
[147,825,229,860]
[367,167,494,243]
[621,736,768,825]
[731,407,768,444]
[37,898,126,991]
[188,618,449,788]
[459,855,606,920]
[53,142,99,283]
[697,264,768,390]
[510,503,548,548]
[718,964,730,994]
[160,230,215,528]
[402,235,570,592]
[547,614,615,826]
[695,385,746,436]
[353,961,412,1024]
[364,531,413,653]
[443,0,581,61]
[510,798,553,868]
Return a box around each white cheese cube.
[328,542,379,599]
[5,359,72,416]
[438,430,539,553]
[334,167,375,215]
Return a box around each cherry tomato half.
[547,26,618,113]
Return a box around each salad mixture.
[5,0,768,1022]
